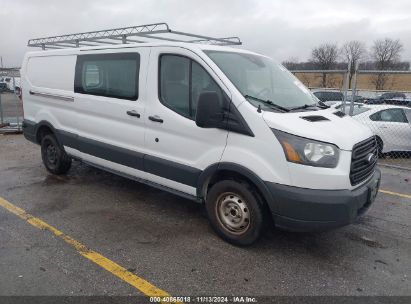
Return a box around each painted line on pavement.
[379,189,411,200]
[0,196,173,301]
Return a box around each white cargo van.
[21,26,381,245]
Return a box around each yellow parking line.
[379,189,411,200]
[0,197,171,300]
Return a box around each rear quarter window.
[26,55,77,91]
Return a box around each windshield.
[204,50,318,110]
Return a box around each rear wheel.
[41,134,72,175]
[205,180,264,246]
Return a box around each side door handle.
[149,115,164,123]
[126,110,140,118]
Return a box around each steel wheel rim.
[216,192,250,234]
[43,140,57,166]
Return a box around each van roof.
[25,41,264,58]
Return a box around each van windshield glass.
[204,50,318,111]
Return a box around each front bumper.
[265,169,381,232]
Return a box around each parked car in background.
[0,82,8,92]
[343,104,411,155]
[0,76,21,93]
[365,97,411,107]
[378,92,407,100]
[365,91,409,105]
[312,91,344,106]
[346,94,367,103]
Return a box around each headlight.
[272,129,339,168]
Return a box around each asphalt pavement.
[0,134,410,297]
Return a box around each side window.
[159,55,190,117]
[191,61,224,118]
[369,112,380,121]
[370,109,408,123]
[75,53,140,100]
[159,54,227,119]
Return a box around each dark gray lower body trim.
[57,130,145,172]
[58,130,201,188]
[266,169,381,232]
[144,155,201,187]
[24,119,202,189]
[22,120,37,143]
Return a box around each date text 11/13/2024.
[150,296,257,303]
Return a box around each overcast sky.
[1,0,411,67]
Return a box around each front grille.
[350,136,378,186]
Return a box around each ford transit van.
[21,40,381,245]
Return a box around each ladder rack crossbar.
[190,37,242,46]
[27,23,242,50]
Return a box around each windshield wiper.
[317,101,330,109]
[244,95,290,112]
[289,104,319,111]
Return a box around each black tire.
[41,134,72,175]
[205,180,265,246]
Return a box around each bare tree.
[371,38,403,90]
[311,43,339,87]
[282,57,299,70]
[341,40,366,88]
[300,73,311,87]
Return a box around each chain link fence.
[291,69,411,170]
[0,70,22,134]
[0,90,23,134]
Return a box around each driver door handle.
[149,115,164,123]
[126,110,140,118]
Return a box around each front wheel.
[205,180,265,246]
[41,134,72,175]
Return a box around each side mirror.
[195,91,224,128]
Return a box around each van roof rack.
[27,22,242,50]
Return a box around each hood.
[263,109,374,151]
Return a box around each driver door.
[143,47,230,195]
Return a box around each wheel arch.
[35,120,58,144]
[376,135,384,154]
[197,162,278,213]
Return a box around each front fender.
[197,162,279,214]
